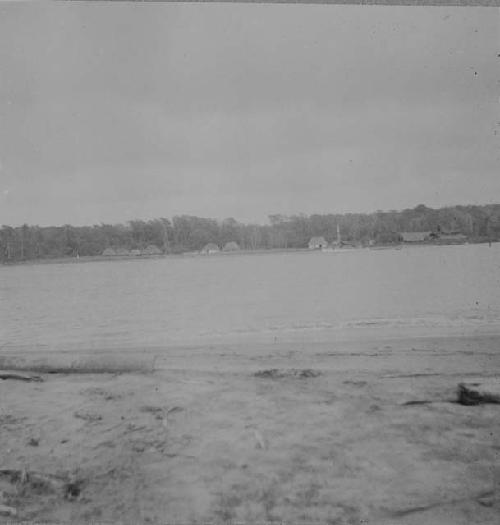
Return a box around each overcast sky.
[0,3,498,226]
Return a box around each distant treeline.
[1,204,500,262]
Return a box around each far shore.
[1,239,496,268]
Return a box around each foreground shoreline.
[1,332,499,524]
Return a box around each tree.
[0,225,16,261]
[1,202,498,263]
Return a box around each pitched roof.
[143,244,162,255]
[309,236,327,244]
[400,231,432,242]
[223,241,240,251]
[202,243,220,251]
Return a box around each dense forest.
[1,204,500,263]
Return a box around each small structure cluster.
[399,231,435,243]
[309,224,346,250]
[200,241,240,254]
[222,241,240,252]
[307,224,468,250]
[399,230,467,244]
[200,243,220,255]
[102,244,163,257]
[308,236,328,250]
[142,244,163,255]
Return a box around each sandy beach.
[1,333,499,524]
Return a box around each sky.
[0,3,498,227]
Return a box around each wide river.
[1,244,500,353]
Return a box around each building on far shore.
[399,230,466,244]
[102,248,117,256]
[399,231,435,243]
[438,231,467,243]
[308,236,328,250]
[201,243,220,255]
[223,241,240,252]
[142,244,162,256]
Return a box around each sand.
[1,334,499,524]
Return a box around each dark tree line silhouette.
[1,204,499,262]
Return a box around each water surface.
[2,244,500,352]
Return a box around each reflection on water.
[1,244,500,351]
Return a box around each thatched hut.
[142,244,162,256]
[222,241,240,252]
[201,243,220,255]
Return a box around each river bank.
[3,240,496,268]
[0,247,309,267]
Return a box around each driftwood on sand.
[0,371,43,382]
[0,504,17,517]
[0,353,156,374]
[254,368,321,379]
[457,378,500,405]
[0,468,80,499]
